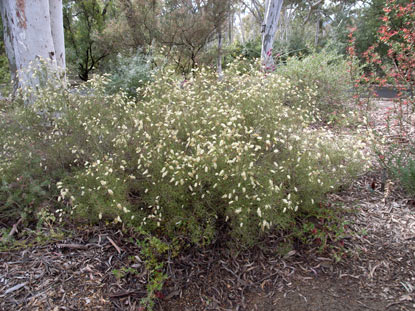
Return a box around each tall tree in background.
[261,0,283,70]
[115,0,159,50]
[158,0,215,73]
[204,0,233,78]
[109,0,233,75]
[353,0,387,58]
[0,0,65,93]
[64,0,112,81]
[240,0,267,28]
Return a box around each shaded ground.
[244,179,415,311]
[157,175,415,311]
[1,100,415,311]
[1,178,414,311]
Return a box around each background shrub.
[104,50,153,98]
[392,156,415,195]
[276,48,352,116]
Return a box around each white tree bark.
[265,0,270,15]
[237,12,245,44]
[261,0,283,71]
[0,0,65,95]
[0,2,17,89]
[49,0,66,69]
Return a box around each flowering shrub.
[0,75,127,223]
[0,60,369,246]
[276,49,353,117]
[351,0,415,194]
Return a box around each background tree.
[261,0,284,70]
[0,0,65,93]
[234,0,364,66]
[353,0,389,60]
[105,0,159,52]
[240,0,267,28]
[204,0,233,77]
[0,0,380,87]
[106,0,234,75]
[64,0,112,81]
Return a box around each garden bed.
[1,100,414,311]
[1,172,414,311]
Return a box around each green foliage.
[0,54,9,86]
[0,58,369,248]
[63,0,112,80]
[224,39,262,65]
[137,232,170,310]
[0,169,53,224]
[111,230,173,310]
[393,157,415,195]
[276,49,352,116]
[0,74,125,225]
[296,204,351,259]
[112,266,139,280]
[273,27,311,59]
[0,15,10,89]
[381,148,415,195]
[104,50,153,98]
[224,33,310,70]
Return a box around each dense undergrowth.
[0,53,369,309]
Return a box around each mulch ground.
[1,100,414,311]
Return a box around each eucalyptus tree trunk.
[238,12,245,44]
[49,0,66,69]
[265,0,270,14]
[228,11,233,43]
[261,0,283,71]
[279,6,291,41]
[217,23,223,80]
[0,0,66,96]
[315,18,323,47]
[315,19,319,46]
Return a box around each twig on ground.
[2,218,23,242]
[107,236,122,254]
[56,243,89,250]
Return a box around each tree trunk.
[217,24,223,80]
[265,0,270,16]
[49,0,65,69]
[238,12,245,44]
[315,18,320,46]
[0,0,65,96]
[228,11,233,44]
[261,0,284,71]
[0,2,17,92]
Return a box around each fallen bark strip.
[107,236,122,254]
[56,243,89,250]
[3,282,27,295]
